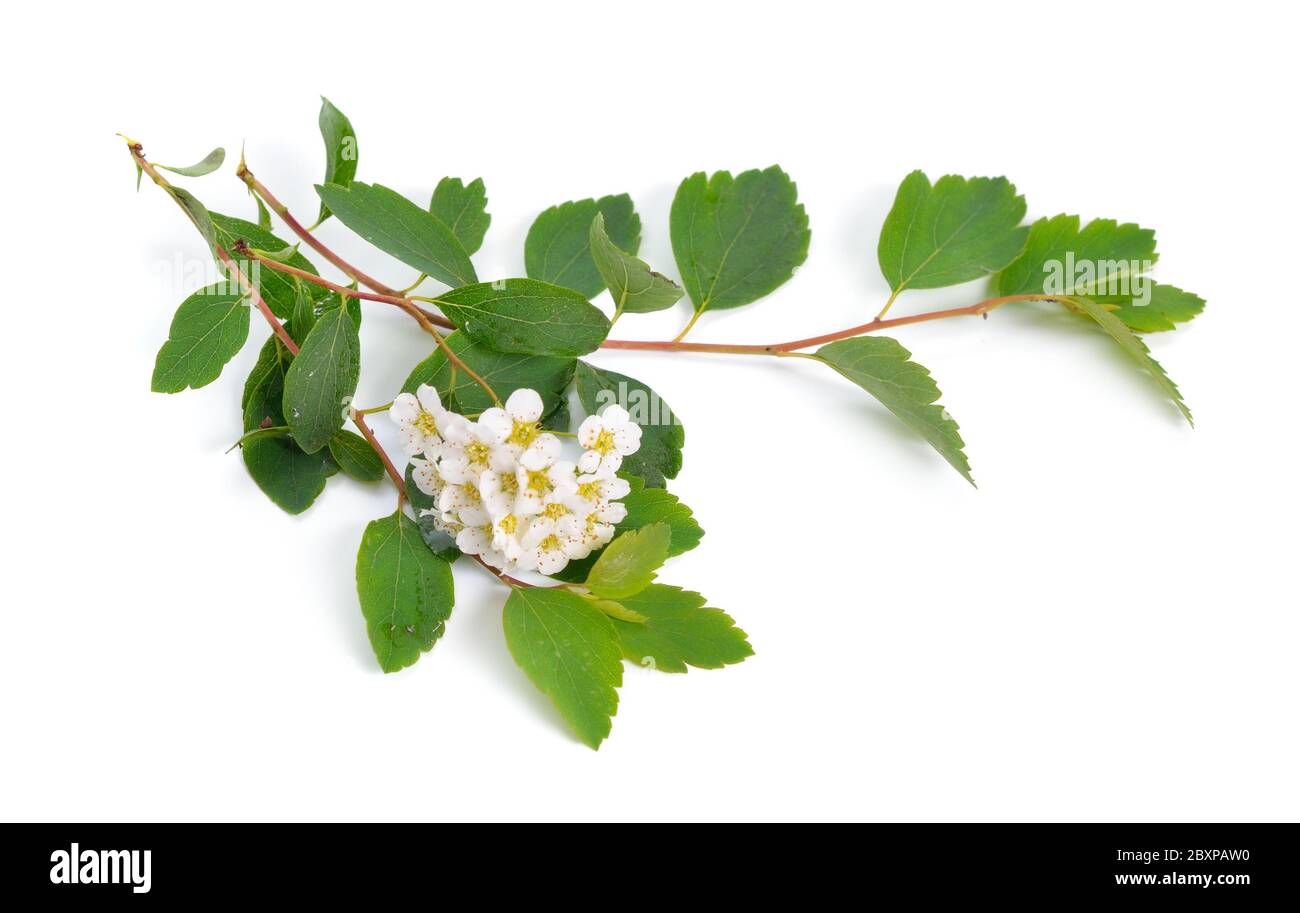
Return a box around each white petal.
[506,388,544,422]
[613,425,641,455]
[537,551,568,575]
[604,476,631,500]
[600,403,629,426]
[577,415,602,448]
[415,384,444,417]
[410,459,441,496]
[520,435,560,470]
[389,393,419,423]
[488,445,517,474]
[477,408,512,442]
[578,450,601,474]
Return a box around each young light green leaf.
[328,430,384,482]
[1103,283,1205,333]
[585,522,672,599]
[315,97,359,224]
[210,212,331,318]
[610,585,753,673]
[996,214,1157,298]
[430,177,490,255]
[157,146,225,177]
[575,362,683,487]
[402,330,575,419]
[315,182,477,289]
[814,337,973,484]
[253,191,272,230]
[588,597,648,624]
[283,303,361,453]
[502,587,623,749]
[434,279,610,356]
[356,511,454,673]
[878,171,1028,295]
[550,483,704,584]
[151,284,250,392]
[670,166,809,317]
[525,194,640,299]
[1066,295,1193,425]
[239,335,336,514]
[589,212,683,317]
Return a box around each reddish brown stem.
[351,410,406,499]
[237,164,403,297]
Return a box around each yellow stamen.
[414,411,439,436]
[542,502,569,520]
[508,419,540,447]
[592,428,616,454]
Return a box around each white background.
[2,2,1296,822]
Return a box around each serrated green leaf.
[315,97,359,224]
[157,146,225,177]
[610,585,752,673]
[550,484,703,584]
[328,430,384,482]
[502,587,622,749]
[589,212,683,318]
[878,170,1028,294]
[209,212,330,319]
[239,335,335,514]
[670,166,809,316]
[525,195,640,299]
[1102,283,1205,333]
[283,303,361,453]
[996,214,1157,298]
[585,522,671,599]
[430,177,490,255]
[315,182,476,289]
[151,284,250,392]
[575,362,683,487]
[814,337,973,484]
[1066,295,1193,425]
[402,329,575,418]
[356,511,454,673]
[433,279,610,356]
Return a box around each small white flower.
[439,418,510,484]
[515,517,584,576]
[575,470,631,506]
[515,459,578,517]
[390,384,450,457]
[478,388,547,458]
[410,457,442,498]
[577,404,642,474]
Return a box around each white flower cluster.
[391,385,642,575]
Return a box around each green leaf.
[587,597,648,624]
[1102,283,1205,333]
[550,484,703,584]
[502,587,622,749]
[157,146,225,177]
[315,97,359,224]
[525,194,640,299]
[315,182,477,289]
[434,279,610,356]
[589,212,683,317]
[171,187,218,251]
[356,510,455,673]
[575,362,683,487]
[1066,295,1193,425]
[253,192,272,230]
[328,430,384,482]
[585,522,671,599]
[283,303,361,453]
[669,166,809,316]
[995,214,1156,298]
[287,278,317,346]
[878,170,1028,294]
[240,336,336,514]
[430,177,490,255]
[209,212,331,318]
[243,434,336,514]
[814,337,973,484]
[151,284,250,392]
[610,585,752,673]
[402,329,575,418]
